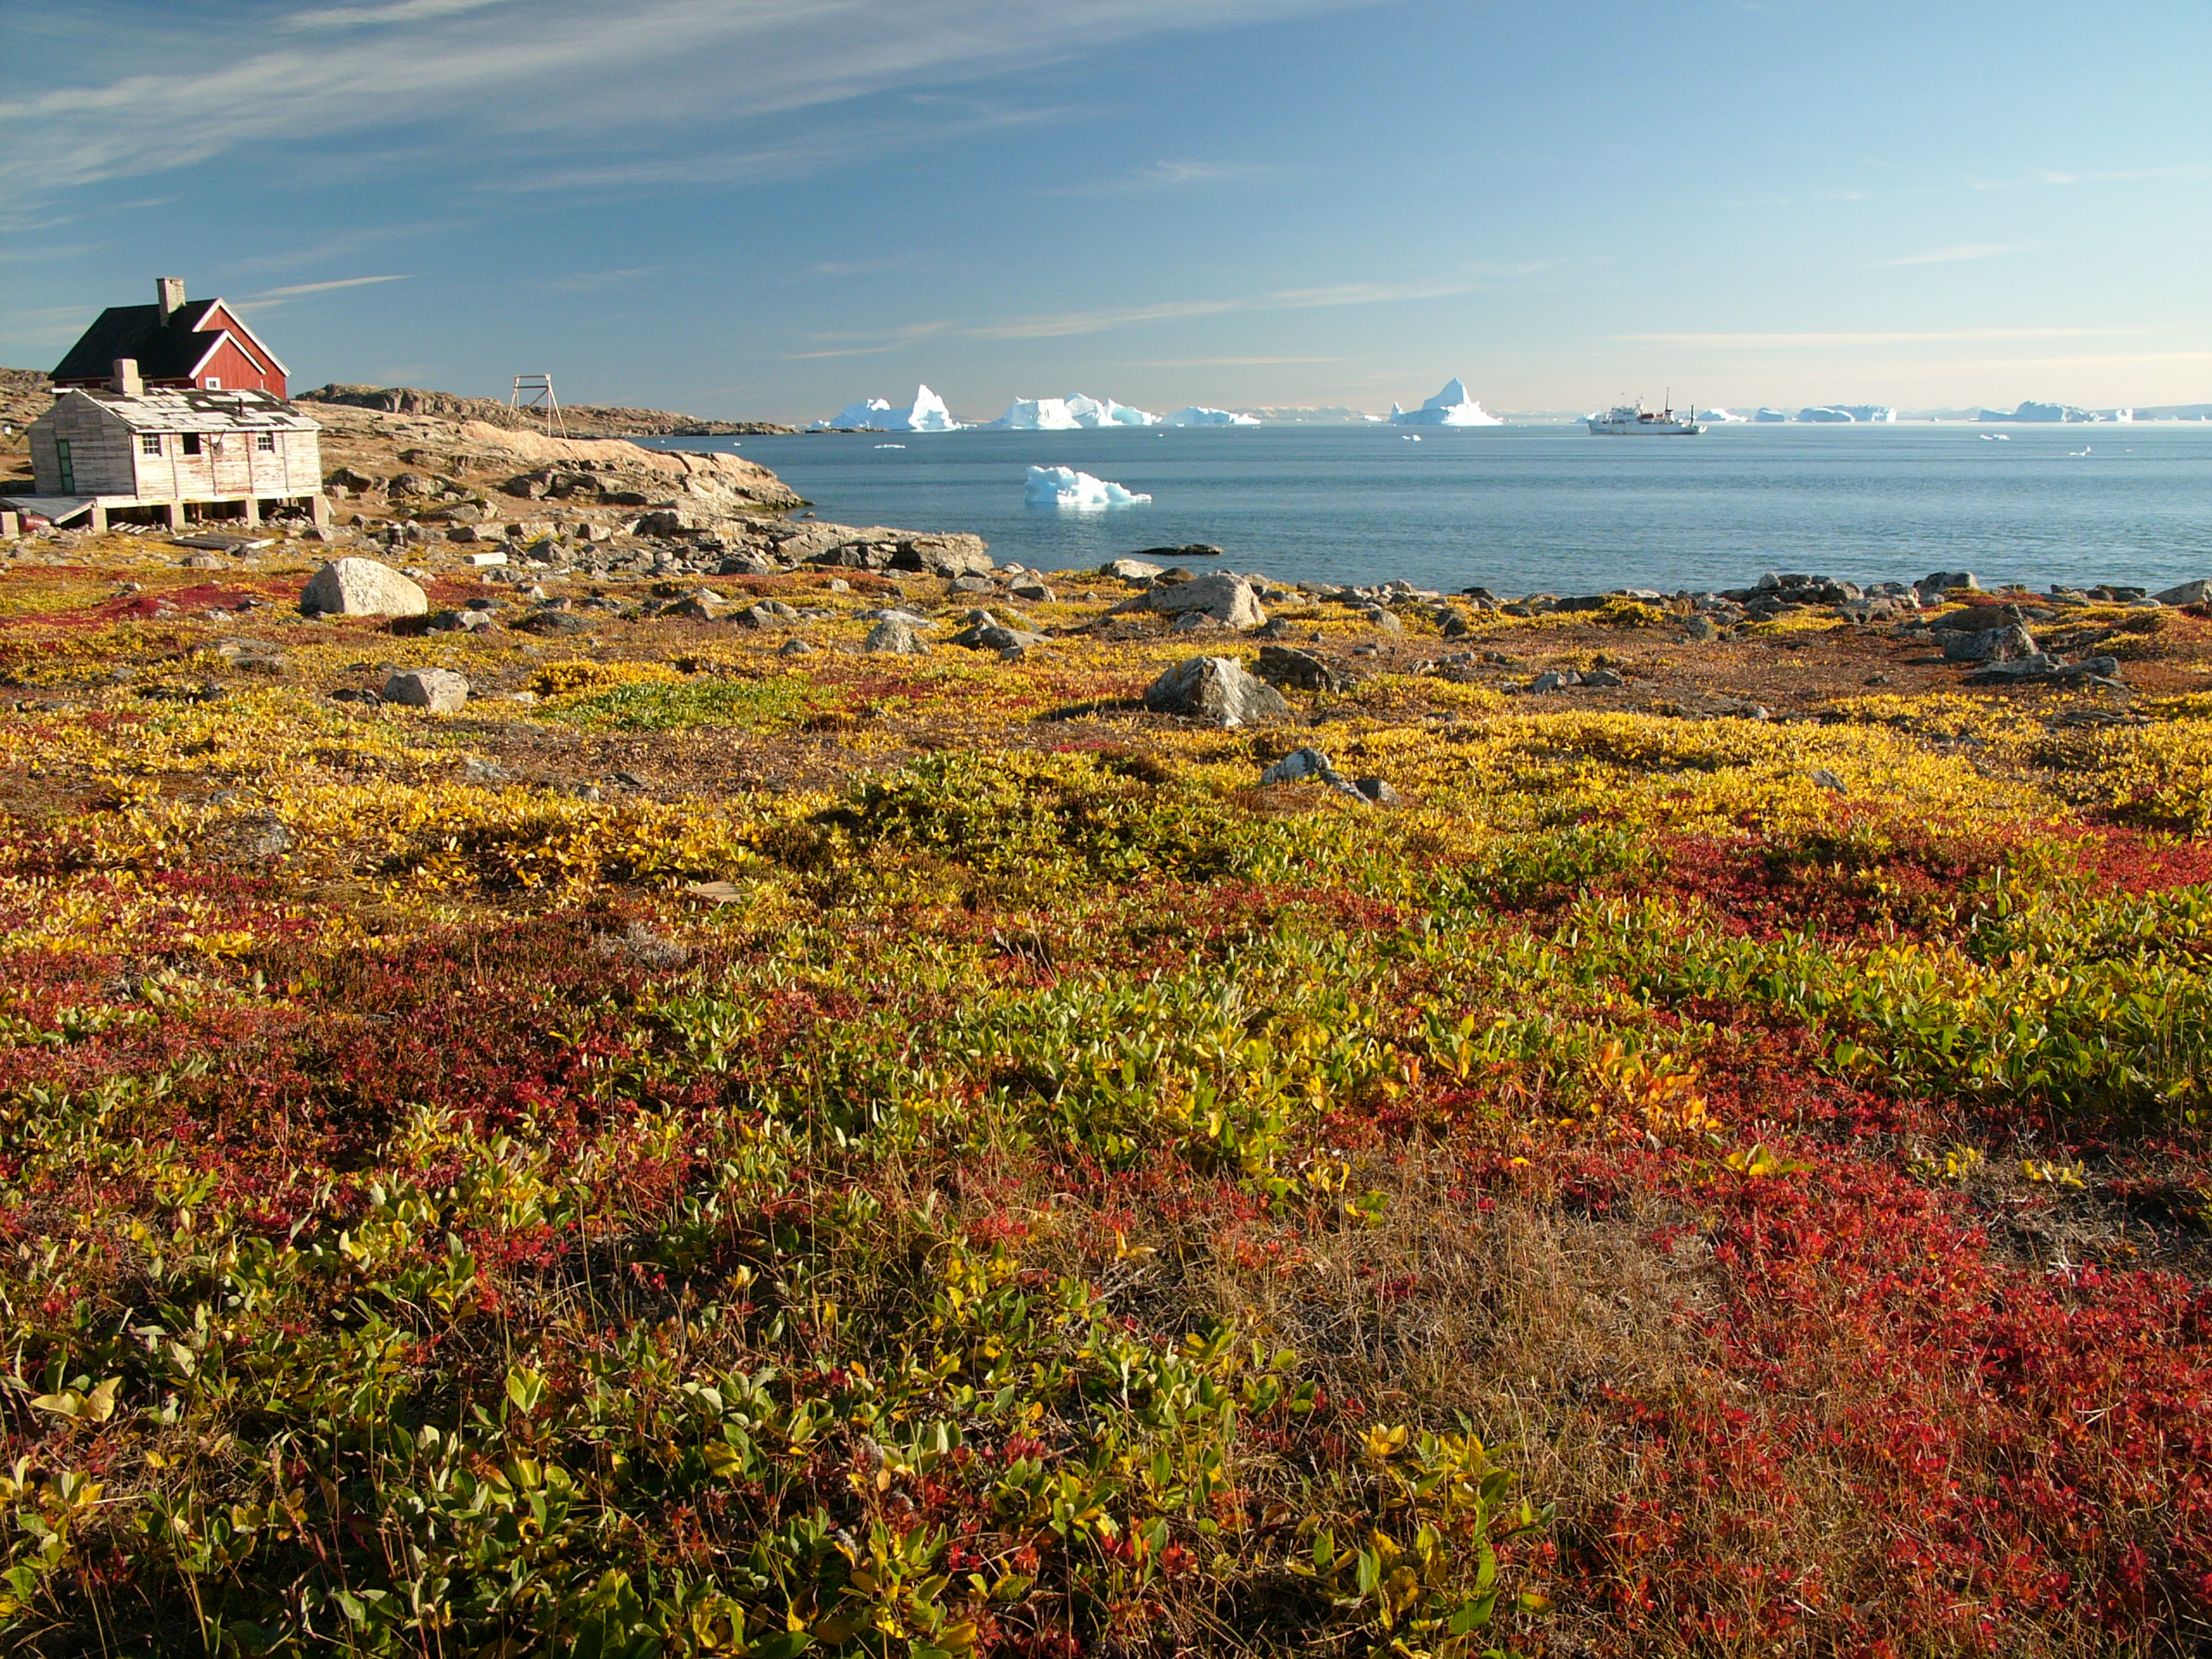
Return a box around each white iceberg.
[1163,405,1261,426]
[1390,378,1501,426]
[810,385,963,431]
[993,392,1160,429]
[1701,407,1749,423]
[1025,465,1151,509]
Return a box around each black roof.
[51,300,225,384]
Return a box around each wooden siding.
[27,398,322,504]
[195,307,285,396]
[34,397,138,495]
[194,332,283,397]
[131,428,321,502]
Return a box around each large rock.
[863,620,929,655]
[1942,623,2038,664]
[302,558,429,618]
[888,534,994,578]
[1143,656,1292,728]
[1136,572,1266,631]
[1916,570,1980,598]
[382,668,469,711]
[2153,578,2211,606]
[1255,644,1345,693]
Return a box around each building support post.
[88,504,107,534]
[310,493,331,528]
[162,500,183,530]
[241,496,260,526]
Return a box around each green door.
[55,439,73,493]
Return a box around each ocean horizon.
[640,422,2212,596]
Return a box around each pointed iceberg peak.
[810,385,963,431]
[1391,378,1501,427]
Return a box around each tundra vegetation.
[0,524,2207,1658]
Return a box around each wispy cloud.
[540,267,658,293]
[240,273,410,300]
[1968,162,2210,190]
[783,264,1538,359]
[1118,356,1344,366]
[1614,328,2134,346]
[1876,243,2043,267]
[1064,159,1274,194]
[0,0,1382,201]
[285,0,522,30]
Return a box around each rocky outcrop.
[298,384,793,437]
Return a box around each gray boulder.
[1963,653,2123,686]
[1135,572,1267,631]
[737,600,800,628]
[1916,570,1980,598]
[1143,657,1292,728]
[1254,644,1345,693]
[1942,623,2037,664]
[382,668,469,712]
[952,623,1046,651]
[1102,557,1166,583]
[863,620,930,655]
[2153,578,2211,606]
[888,534,994,578]
[302,557,428,618]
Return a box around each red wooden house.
[50,277,288,397]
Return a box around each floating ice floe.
[1389,378,1501,427]
[810,385,963,431]
[1025,465,1151,509]
[1163,405,1261,427]
[992,393,1160,429]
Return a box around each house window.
[181,433,202,457]
[256,433,276,453]
[205,378,221,390]
[55,440,74,493]
[141,434,163,456]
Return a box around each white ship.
[1586,395,1704,435]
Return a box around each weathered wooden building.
[8,366,326,531]
[51,277,289,397]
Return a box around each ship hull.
[1586,418,1703,435]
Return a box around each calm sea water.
[639,423,2212,595]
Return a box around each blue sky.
[3,0,2207,420]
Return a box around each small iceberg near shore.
[810,385,963,431]
[1025,465,1151,509]
[1389,378,1500,427]
[1164,405,1261,427]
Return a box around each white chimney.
[111,359,143,397]
[156,276,186,321]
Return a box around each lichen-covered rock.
[381,668,469,711]
[1143,656,1291,728]
[1942,623,2037,664]
[863,620,930,655]
[1140,572,1267,631]
[301,558,428,618]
